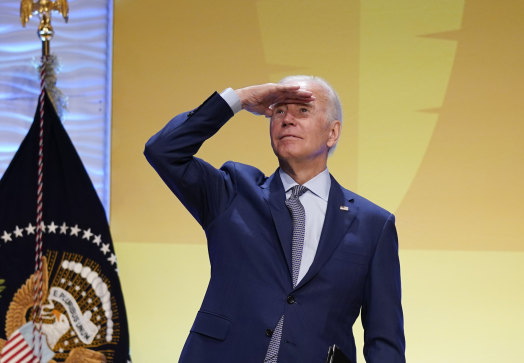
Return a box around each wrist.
[220,87,242,114]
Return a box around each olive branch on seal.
[0,278,5,298]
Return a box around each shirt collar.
[279,168,331,202]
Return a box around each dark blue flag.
[0,91,131,362]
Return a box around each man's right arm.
[144,83,314,226]
[144,92,236,227]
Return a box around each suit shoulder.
[220,161,269,186]
[340,185,393,221]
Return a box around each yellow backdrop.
[112,0,524,361]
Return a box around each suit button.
[265,329,273,337]
[287,295,296,304]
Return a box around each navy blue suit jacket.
[144,92,405,363]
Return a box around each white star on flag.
[108,253,117,265]
[93,234,102,246]
[82,228,93,240]
[101,243,110,255]
[47,221,58,233]
[1,230,12,243]
[25,223,35,235]
[38,221,46,233]
[13,225,24,238]
[70,224,80,236]
[59,222,68,234]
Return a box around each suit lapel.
[261,171,293,281]
[296,176,357,289]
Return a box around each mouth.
[280,135,301,140]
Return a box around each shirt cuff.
[220,87,242,114]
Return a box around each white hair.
[278,75,343,154]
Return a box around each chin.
[276,151,305,164]
[274,147,296,158]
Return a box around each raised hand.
[235,83,315,117]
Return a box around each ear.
[326,120,341,148]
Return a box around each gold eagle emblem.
[20,0,69,28]
[0,257,107,363]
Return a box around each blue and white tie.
[264,185,308,363]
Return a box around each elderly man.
[144,76,405,363]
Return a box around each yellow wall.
[112,0,524,361]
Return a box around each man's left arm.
[361,213,406,362]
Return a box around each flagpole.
[19,1,69,360]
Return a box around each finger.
[288,92,315,101]
[275,85,313,98]
[273,93,315,106]
[275,84,301,92]
[281,89,315,102]
[273,87,313,98]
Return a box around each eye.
[300,107,308,113]
[275,109,285,114]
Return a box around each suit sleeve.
[361,213,406,362]
[144,92,237,228]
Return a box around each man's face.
[270,81,339,165]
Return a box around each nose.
[282,111,295,126]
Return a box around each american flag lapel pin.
[339,205,349,211]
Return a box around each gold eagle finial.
[20,0,69,28]
[20,0,69,55]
